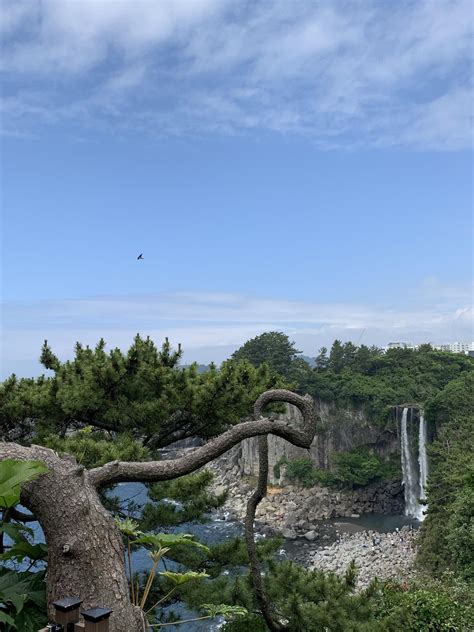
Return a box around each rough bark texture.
[0,389,317,632]
[0,443,146,632]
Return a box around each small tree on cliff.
[0,389,316,632]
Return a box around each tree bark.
[0,389,316,632]
[1,443,147,631]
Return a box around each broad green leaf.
[114,517,143,537]
[11,605,47,632]
[0,570,44,612]
[158,571,209,586]
[0,609,16,627]
[0,461,48,509]
[0,522,34,543]
[1,541,47,563]
[134,532,209,553]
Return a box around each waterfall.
[418,414,428,518]
[400,407,428,521]
[400,408,418,518]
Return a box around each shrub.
[279,449,396,489]
[330,448,395,489]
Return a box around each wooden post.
[52,597,83,631]
[81,607,113,632]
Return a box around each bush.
[279,449,396,490]
[331,448,395,489]
[374,574,474,631]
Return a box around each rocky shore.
[308,526,418,588]
[206,452,418,589]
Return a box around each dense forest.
[0,333,473,631]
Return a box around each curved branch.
[90,419,312,489]
[245,389,315,631]
[244,435,285,631]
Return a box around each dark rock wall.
[240,402,399,484]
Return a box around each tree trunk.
[2,443,146,632]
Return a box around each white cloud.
[1,0,472,148]
[1,282,472,377]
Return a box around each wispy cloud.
[2,281,472,377]
[1,0,472,149]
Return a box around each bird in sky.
[137,253,144,260]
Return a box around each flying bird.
[137,253,144,260]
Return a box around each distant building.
[436,342,474,354]
[385,342,416,350]
[381,341,474,355]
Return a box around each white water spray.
[401,408,418,518]
[418,414,428,519]
[400,407,428,521]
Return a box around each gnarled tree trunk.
[0,390,316,632]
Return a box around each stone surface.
[239,402,399,485]
[207,449,404,530]
[309,526,418,588]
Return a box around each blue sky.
[1,0,473,377]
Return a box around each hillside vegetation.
[1,333,473,630]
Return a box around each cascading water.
[400,408,418,518]
[418,413,428,519]
[400,407,428,521]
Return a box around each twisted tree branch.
[245,389,316,631]
[89,390,315,488]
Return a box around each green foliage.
[187,560,382,632]
[231,331,303,379]
[444,489,474,580]
[0,460,48,631]
[200,603,248,619]
[281,457,322,487]
[374,574,474,632]
[0,569,47,632]
[134,532,210,554]
[38,429,150,468]
[417,372,474,580]
[0,460,48,509]
[279,450,397,489]
[0,336,284,447]
[184,558,474,632]
[114,516,213,615]
[330,448,397,489]
[307,342,474,423]
[142,471,227,529]
[159,570,210,586]
[425,370,474,422]
[0,534,47,563]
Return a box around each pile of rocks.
[309,526,418,588]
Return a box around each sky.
[0,0,473,378]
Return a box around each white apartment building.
[382,341,474,355]
[436,342,474,354]
[385,342,416,350]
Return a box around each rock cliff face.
[240,402,399,484]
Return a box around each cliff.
[239,401,399,484]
